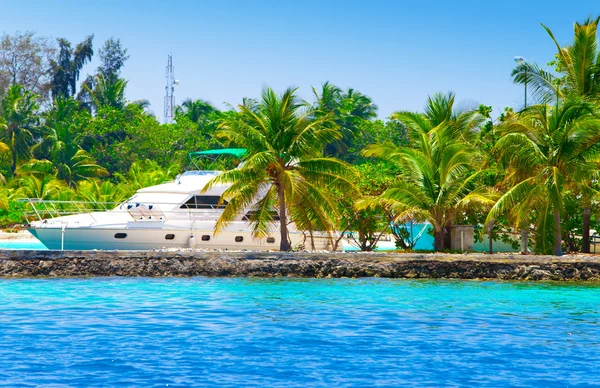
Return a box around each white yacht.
[22,150,334,251]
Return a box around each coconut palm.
[10,173,66,200]
[123,160,178,192]
[487,101,600,256]
[312,82,378,158]
[50,36,94,99]
[0,186,9,211]
[204,86,357,251]
[76,179,129,204]
[175,98,215,123]
[0,117,9,182]
[0,84,39,172]
[83,73,128,110]
[363,92,492,251]
[512,17,600,252]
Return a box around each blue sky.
[1,0,598,120]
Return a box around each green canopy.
[188,148,246,159]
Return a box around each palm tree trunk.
[553,209,563,256]
[582,207,591,253]
[520,229,528,254]
[11,133,17,173]
[487,219,494,254]
[434,229,444,251]
[277,182,291,251]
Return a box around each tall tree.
[78,37,129,109]
[0,84,39,172]
[0,31,55,99]
[204,87,357,251]
[26,97,107,186]
[9,173,66,200]
[488,101,600,256]
[175,98,215,123]
[312,82,378,158]
[97,37,129,81]
[49,35,94,99]
[83,74,128,110]
[512,17,600,252]
[363,92,492,251]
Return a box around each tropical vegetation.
[1,16,600,255]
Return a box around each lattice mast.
[163,54,177,123]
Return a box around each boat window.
[114,233,127,239]
[267,237,275,243]
[180,195,228,209]
[243,210,280,221]
[201,235,211,241]
[235,236,243,242]
[165,234,175,240]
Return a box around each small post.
[61,223,66,251]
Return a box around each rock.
[0,251,599,281]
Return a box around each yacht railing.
[16,199,120,222]
[16,198,225,223]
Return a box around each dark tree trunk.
[277,183,291,251]
[553,209,563,256]
[444,228,451,250]
[11,133,17,173]
[520,229,528,254]
[582,207,591,253]
[359,229,368,251]
[488,219,494,254]
[434,229,445,251]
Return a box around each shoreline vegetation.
[1,251,600,281]
[1,18,600,256]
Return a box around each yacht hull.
[28,226,329,251]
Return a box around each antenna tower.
[164,54,177,123]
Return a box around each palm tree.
[312,82,378,158]
[204,87,357,251]
[343,88,378,121]
[76,179,129,204]
[0,186,9,211]
[50,36,94,99]
[0,84,39,172]
[123,160,178,192]
[312,82,342,113]
[512,17,600,252]
[363,92,492,251]
[487,101,600,256]
[83,74,128,110]
[0,117,9,182]
[175,98,215,123]
[27,98,107,186]
[10,173,66,200]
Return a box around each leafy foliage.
[205,86,357,250]
[49,35,94,99]
[363,92,494,250]
[488,101,600,255]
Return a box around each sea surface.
[0,239,47,250]
[0,278,598,387]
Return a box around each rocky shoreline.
[1,250,600,281]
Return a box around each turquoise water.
[0,278,598,387]
[0,240,47,250]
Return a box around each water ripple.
[0,278,598,387]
